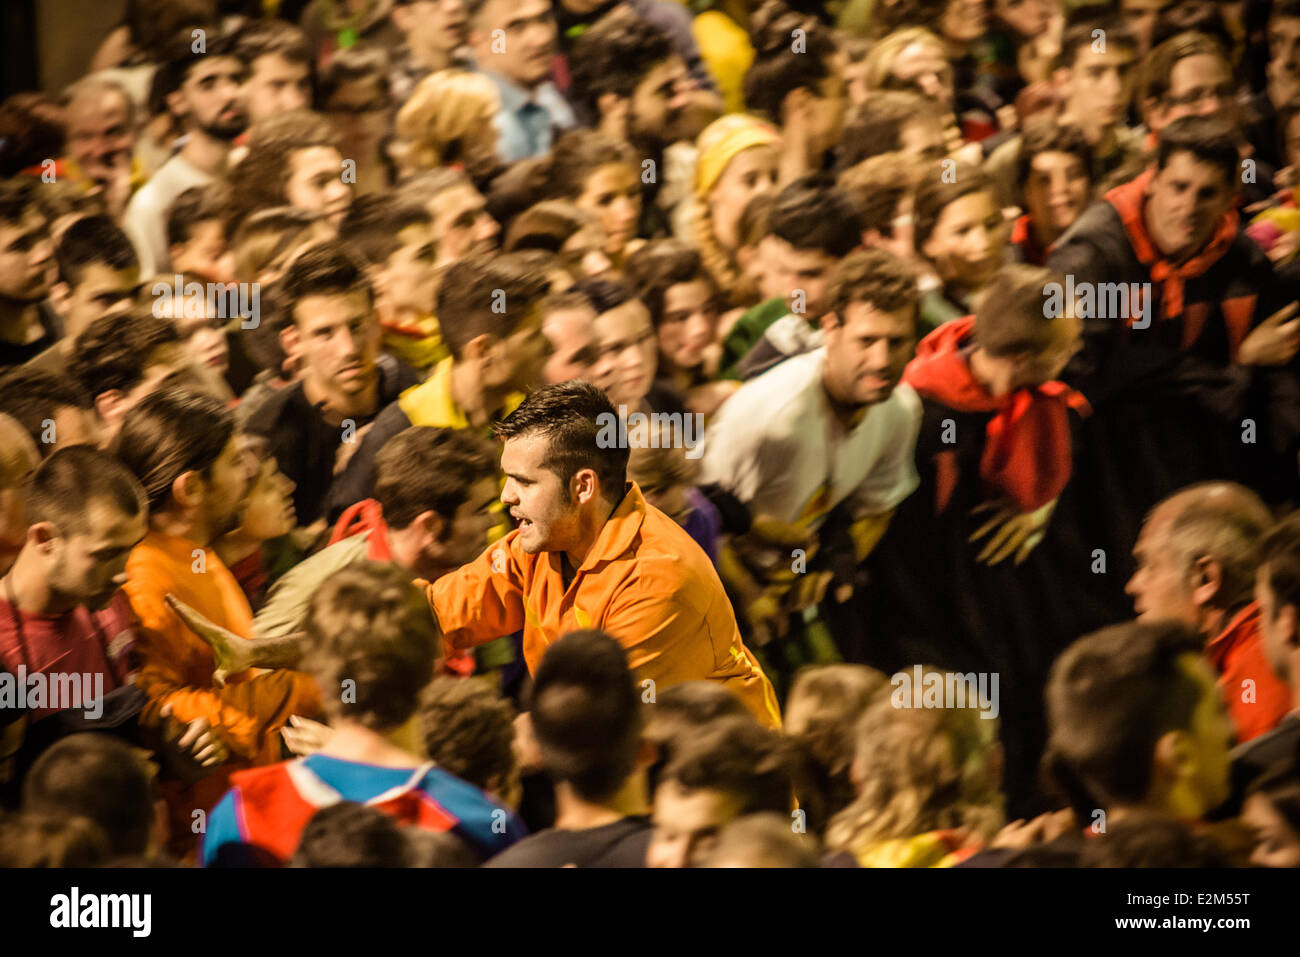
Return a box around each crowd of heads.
[0,0,1299,869]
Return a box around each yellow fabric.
[381,313,447,372]
[692,11,758,117]
[694,112,781,197]
[397,356,524,429]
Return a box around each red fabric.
[1011,213,1049,266]
[229,761,457,865]
[329,498,393,563]
[1105,168,1239,322]
[1206,602,1293,744]
[328,499,474,676]
[226,550,268,612]
[904,317,1090,512]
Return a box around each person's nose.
[865,338,890,370]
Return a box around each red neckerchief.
[1011,213,1049,266]
[903,316,1090,512]
[329,498,393,562]
[328,499,475,676]
[1205,601,1259,675]
[1105,167,1239,322]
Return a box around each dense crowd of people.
[1,0,1300,869]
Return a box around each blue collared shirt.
[480,68,576,162]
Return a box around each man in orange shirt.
[111,388,320,849]
[428,381,781,728]
[171,382,780,729]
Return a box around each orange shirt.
[124,530,321,764]
[427,483,781,729]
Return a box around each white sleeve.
[848,386,923,516]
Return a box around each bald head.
[1129,482,1272,627]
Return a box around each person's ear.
[171,469,205,510]
[1051,65,1071,94]
[413,509,447,545]
[597,93,629,138]
[27,521,58,551]
[781,87,812,128]
[819,310,841,333]
[1191,555,1223,609]
[93,389,124,426]
[1281,602,1300,648]
[1152,727,1192,789]
[390,4,411,33]
[165,88,188,121]
[279,322,301,360]
[49,280,71,318]
[1143,97,1164,133]
[570,467,599,505]
[464,331,497,365]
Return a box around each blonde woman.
[394,69,501,175]
[689,114,781,308]
[825,670,1006,867]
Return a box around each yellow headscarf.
[694,114,782,198]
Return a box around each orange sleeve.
[125,578,320,763]
[602,570,781,730]
[426,537,527,655]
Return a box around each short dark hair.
[436,256,548,360]
[152,25,243,102]
[110,387,234,512]
[1056,13,1137,71]
[165,183,229,248]
[624,239,718,326]
[824,248,920,324]
[769,174,861,257]
[974,264,1069,357]
[291,803,414,868]
[233,17,312,70]
[1044,620,1205,814]
[1258,512,1300,621]
[1016,120,1093,201]
[1141,31,1227,108]
[55,215,139,287]
[0,368,92,450]
[317,45,390,110]
[26,445,146,533]
[913,161,995,248]
[744,0,835,121]
[229,110,341,229]
[0,176,38,227]
[569,275,636,316]
[569,7,675,116]
[1078,810,1232,867]
[69,308,180,400]
[1155,115,1241,184]
[529,629,642,802]
[280,240,374,326]
[339,194,432,265]
[22,733,155,857]
[374,426,497,530]
[418,676,517,794]
[837,91,931,170]
[659,715,794,814]
[1151,1,1233,52]
[303,562,438,730]
[493,381,628,503]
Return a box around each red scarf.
[1011,213,1049,266]
[1105,168,1238,322]
[329,498,475,677]
[903,317,1090,512]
